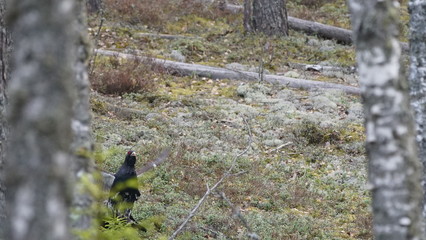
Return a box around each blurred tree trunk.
[86,0,101,13]
[243,0,288,36]
[0,0,10,238]
[408,0,426,224]
[4,0,76,239]
[348,0,424,239]
[71,0,96,234]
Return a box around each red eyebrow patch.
[127,151,133,155]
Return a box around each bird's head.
[124,151,137,166]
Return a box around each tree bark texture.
[5,0,76,239]
[0,0,10,238]
[86,0,102,13]
[348,0,424,239]
[71,0,95,233]
[243,0,288,36]
[408,0,426,226]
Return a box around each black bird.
[108,151,141,222]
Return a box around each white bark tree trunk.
[4,0,76,239]
[408,0,426,224]
[348,0,424,239]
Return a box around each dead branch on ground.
[168,118,253,240]
[95,49,361,95]
[136,32,202,40]
[287,62,357,74]
[216,191,260,240]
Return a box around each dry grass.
[102,0,230,30]
[294,0,329,9]
[353,213,373,239]
[89,56,161,95]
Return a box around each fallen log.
[218,1,242,14]
[288,17,409,51]
[287,62,357,74]
[95,49,361,95]
[288,16,352,45]
[135,32,202,40]
[218,2,409,51]
[220,2,352,44]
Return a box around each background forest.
[89,0,374,239]
[0,0,420,239]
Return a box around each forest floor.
[88,0,410,239]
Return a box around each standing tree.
[86,0,102,13]
[408,0,426,222]
[348,0,424,239]
[243,0,288,36]
[4,0,77,239]
[0,0,10,238]
[71,0,96,234]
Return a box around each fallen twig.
[200,226,229,239]
[268,142,293,153]
[216,191,260,240]
[168,118,253,240]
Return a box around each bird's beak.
[131,152,137,156]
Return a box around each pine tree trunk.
[408,0,426,226]
[348,0,424,239]
[4,0,76,239]
[71,0,95,233]
[243,0,288,36]
[0,0,10,238]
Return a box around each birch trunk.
[348,0,424,239]
[243,0,288,36]
[408,0,426,224]
[4,0,76,239]
[0,0,10,238]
